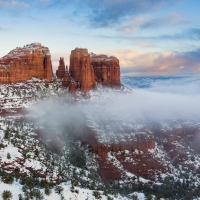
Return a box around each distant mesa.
[0,43,121,92]
[56,48,121,92]
[0,42,53,83]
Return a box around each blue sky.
[0,0,200,76]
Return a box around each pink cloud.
[97,49,200,76]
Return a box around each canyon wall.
[89,133,155,159]
[0,43,53,83]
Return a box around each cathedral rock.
[56,57,65,79]
[58,48,121,92]
[0,43,53,83]
[69,48,96,92]
[90,53,121,86]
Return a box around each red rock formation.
[0,43,53,83]
[90,53,121,86]
[57,48,121,92]
[80,127,155,159]
[98,158,122,181]
[56,57,66,79]
[62,66,71,87]
[116,152,167,180]
[69,48,96,92]
[68,80,77,91]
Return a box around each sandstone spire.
[56,57,66,79]
[69,48,96,92]
[57,48,121,92]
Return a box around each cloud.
[132,41,156,48]
[50,47,200,76]
[82,0,182,28]
[117,13,188,35]
[97,27,200,43]
[187,28,200,40]
[157,28,200,41]
[141,13,188,29]
[116,15,146,34]
[0,0,29,9]
[30,83,200,141]
[98,48,200,76]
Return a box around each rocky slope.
[1,79,200,199]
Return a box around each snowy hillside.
[1,76,200,199]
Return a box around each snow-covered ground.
[1,77,200,199]
[0,180,149,200]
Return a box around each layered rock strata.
[71,126,155,159]
[90,53,121,86]
[58,48,121,92]
[88,132,155,159]
[69,48,96,92]
[0,43,53,83]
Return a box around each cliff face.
[89,133,155,159]
[57,48,121,92]
[0,43,53,83]
[90,53,121,86]
[73,126,155,159]
[69,48,96,92]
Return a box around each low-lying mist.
[29,80,200,138]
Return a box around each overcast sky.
[0,0,200,76]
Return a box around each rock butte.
[0,43,122,159]
[1,44,121,92]
[0,43,52,83]
[90,52,120,86]
[57,48,121,92]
